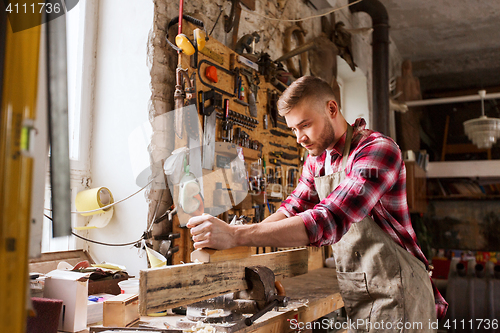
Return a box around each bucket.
[118,279,139,294]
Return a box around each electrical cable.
[44,178,154,215]
[241,0,363,23]
[71,231,143,247]
[43,213,153,247]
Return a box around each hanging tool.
[198,59,236,97]
[268,158,298,167]
[222,99,234,142]
[240,67,259,117]
[235,32,260,57]
[257,53,288,92]
[184,71,200,141]
[199,89,223,169]
[270,151,299,160]
[216,109,258,130]
[167,14,208,138]
[270,129,293,138]
[224,0,242,49]
[166,15,208,56]
[199,47,224,65]
[269,142,298,151]
[267,89,279,127]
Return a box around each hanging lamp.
[463,90,500,149]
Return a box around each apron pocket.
[337,271,373,331]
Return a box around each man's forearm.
[233,215,310,248]
[260,211,288,223]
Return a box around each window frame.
[42,0,99,253]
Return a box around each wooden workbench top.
[94,268,343,333]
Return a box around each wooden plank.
[139,248,308,314]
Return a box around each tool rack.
[170,21,305,264]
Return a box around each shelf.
[427,160,500,178]
[428,194,500,201]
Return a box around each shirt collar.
[325,118,367,158]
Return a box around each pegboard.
[171,20,304,264]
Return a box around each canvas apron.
[314,125,436,333]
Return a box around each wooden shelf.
[427,160,500,178]
[428,194,500,200]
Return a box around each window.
[42,0,97,252]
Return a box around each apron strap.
[341,123,353,170]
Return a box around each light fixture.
[463,90,500,149]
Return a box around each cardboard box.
[103,294,139,327]
[43,270,89,332]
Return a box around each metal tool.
[240,68,259,117]
[267,89,279,127]
[268,158,298,167]
[218,109,258,128]
[221,99,234,143]
[199,89,223,169]
[177,266,288,332]
[270,129,293,138]
[184,72,199,141]
[269,142,298,151]
[270,151,299,160]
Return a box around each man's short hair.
[277,76,336,116]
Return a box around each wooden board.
[139,248,308,315]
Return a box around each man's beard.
[307,121,336,156]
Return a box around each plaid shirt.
[278,118,447,319]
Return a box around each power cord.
[43,213,154,247]
[44,178,154,215]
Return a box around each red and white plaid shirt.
[278,118,448,319]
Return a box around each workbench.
[86,268,343,333]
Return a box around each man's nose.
[296,130,306,144]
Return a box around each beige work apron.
[314,125,436,333]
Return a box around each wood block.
[308,247,324,271]
[190,246,252,263]
[103,294,139,327]
[139,248,308,314]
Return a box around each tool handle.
[244,299,279,326]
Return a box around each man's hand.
[186,214,237,250]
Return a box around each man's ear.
[326,100,339,118]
